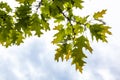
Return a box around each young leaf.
[93,9,107,19]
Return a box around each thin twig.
[36,0,42,12]
[57,6,76,40]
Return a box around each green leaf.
[75,36,93,53]
[15,2,32,35]
[54,14,64,23]
[65,23,73,35]
[41,3,50,16]
[30,14,43,37]
[55,43,72,61]
[0,2,12,12]
[65,50,71,61]
[73,0,84,9]
[72,48,86,73]
[49,4,60,17]
[71,36,93,72]
[16,0,35,4]
[53,24,63,30]
[52,29,65,44]
[16,32,24,45]
[73,24,84,35]
[41,20,50,31]
[93,9,107,19]
[90,24,112,42]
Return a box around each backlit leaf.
[93,9,107,19]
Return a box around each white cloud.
[97,68,115,80]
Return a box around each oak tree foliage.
[0,0,112,73]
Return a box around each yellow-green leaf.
[93,9,107,19]
[65,50,71,61]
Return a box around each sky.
[0,0,120,80]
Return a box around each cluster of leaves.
[0,0,112,73]
[0,0,50,47]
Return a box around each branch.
[36,0,42,12]
[57,6,76,40]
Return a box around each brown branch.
[36,0,42,12]
[57,6,76,40]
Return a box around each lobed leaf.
[89,24,112,42]
[93,9,107,19]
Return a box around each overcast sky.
[0,0,120,80]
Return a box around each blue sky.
[0,0,120,80]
